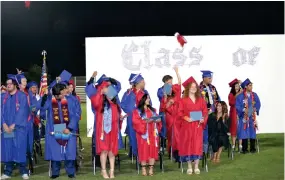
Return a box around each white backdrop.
[85,34,285,137]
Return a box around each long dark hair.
[230,82,240,96]
[137,94,155,115]
[101,94,121,113]
[215,101,229,119]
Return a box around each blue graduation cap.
[59,70,72,82]
[241,78,252,89]
[130,73,144,84]
[27,81,38,89]
[48,70,72,90]
[201,70,213,78]
[96,74,109,85]
[15,73,26,84]
[7,74,19,84]
[105,85,118,100]
[128,73,136,85]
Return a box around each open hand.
[9,124,15,132]
[56,76,61,82]
[92,71,98,77]
[3,124,10,133]
[16,68,22,74]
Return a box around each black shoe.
[242,150,249,154]
[50,175,59,179]
[250,149,257,153]
[68,174,75,179]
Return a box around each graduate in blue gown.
[121,73,151,157]
[24,81,41,158]
[236,78,261,153]
[1,74,30,180]
[39,77,80,179]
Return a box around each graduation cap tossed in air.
[175,32,187,47]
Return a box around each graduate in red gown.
[91,81,121,179]
[228,78,242,150]
[159,67,181,155]
[132,94,162,176]
[178,76,208,175]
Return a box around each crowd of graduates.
[1,67,261,179]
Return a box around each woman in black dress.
[208,101,230,163]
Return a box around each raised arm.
[174,66,181,85]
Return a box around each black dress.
[208,114,230,153]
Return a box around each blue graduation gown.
[121,89,151,155]
[1,91,29,163]
[39,95,80,161]
[27,90,39,154]
[236,92,261,139]
[157,87,166,138]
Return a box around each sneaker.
[0,174,11,180]
[22,174,29,180]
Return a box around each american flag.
[39,54,48,97]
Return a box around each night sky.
[1,1,284,82]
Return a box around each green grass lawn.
[5,104,285,179]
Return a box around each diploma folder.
[163,84,172,95]
[105,86,118,100]
[54,123,66,133]
[150,115,163,121]
[190,111,203,121]
[3,131,15,138]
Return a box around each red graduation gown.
[178,97,208,157]
[228,93,238,136]
[159,84,181,152]
[91,88,120,156]
[132,108,162,162]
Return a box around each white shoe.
[22,174,29,180]
[194,168,200,174]
[0,174,11,179]
[186,168,193,175]
[239,145,243,152]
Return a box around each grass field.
[5,104,285,180]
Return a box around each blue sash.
[137,109,157,141]
[103,106,112,134]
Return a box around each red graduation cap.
[228,78,239,87]
[174,32,187,47]
[25,1,30,9]
[182,76,197,88]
